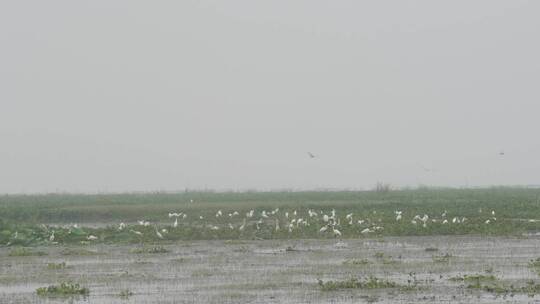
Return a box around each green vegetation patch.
[373,252,399,264]
[8,247,47,257]
[432,253,452,263]
[450,274,540,296]
[343,258,370,266]
[449,274,497,283]
[36,282,89,297]
[119,289,134,299]
[47,262,67,270]
[317,276,399,291]
[61,248,99,256]
[131,246,169,254]
[529,258,540,275]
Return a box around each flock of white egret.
[111,207,499,240]
[16,207,502,246]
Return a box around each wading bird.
[130,230,142,236]
[323,214,329,222]
[361,228,372,234]
[239,219,246,231]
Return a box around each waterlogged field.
[2,237,540,303]
[2,188,540,303]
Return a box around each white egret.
[130,230,142,236]
[138,220,150,226]
[239,219,246,231]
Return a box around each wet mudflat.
[1,236,540,304]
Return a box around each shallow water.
[1,236,540,303]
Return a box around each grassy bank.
[1,187,540,245]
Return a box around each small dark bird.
[418,163,435,172]
[499,151,505,156]
[307,152,316,159]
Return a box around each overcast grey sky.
[1,1,539,193]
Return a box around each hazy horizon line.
[3,184,540,197]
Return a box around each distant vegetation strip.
[0,188,539,245]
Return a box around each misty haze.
[1,1,540,304]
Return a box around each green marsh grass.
[317,276,399,291]
[1,188,540,245]
[8,247,47,257]
[36,282,89,297]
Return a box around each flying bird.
[307,152,316,159]
[418,163,435,173]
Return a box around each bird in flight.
[418,163,435,173]
[307,152,317,159]
[499,150,505,156]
